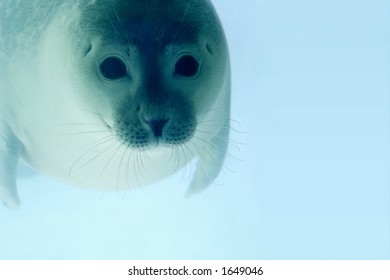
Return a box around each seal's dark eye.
[100,57,127,80]
[175,55,199,77]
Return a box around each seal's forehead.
[80,0,220,48]
[111,19,199,49]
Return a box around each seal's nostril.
[147,118,169,137]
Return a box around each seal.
[0,0,230,209]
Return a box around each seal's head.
[70,0,229,152]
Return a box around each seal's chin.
[147,133,167,149]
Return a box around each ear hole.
[84,43,93,57]
[206,43,213,55]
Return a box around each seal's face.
[93,42,199,149]
[72,0,228,150]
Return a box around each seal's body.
[0,0,230,208]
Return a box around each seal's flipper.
[0,123,21,209]
[186,62,231,195]
[187,124,229,195]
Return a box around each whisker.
[180,142,196,183]
[116,144,128,192]
[169,2,191,47]
[125,148,133,191]
[103,1,127,44]
[68,135,117,176]
[191,135,239,173]
[100,142,123,177]
[194,129,244,153]
[138,149,149,182]
[196,106,227,116]
[177,144,188,183]
[185,141,208,179]
[134,150,142,189]
[50,130,110,136]
[196,122,245,134]
[193,133,243,163]
[57,123,108,126]
[197,117,244,128]
[82,109,116,123]
[196,118,244,130]
[48,122,111,137]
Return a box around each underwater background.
[0,0,389,259]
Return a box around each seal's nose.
[146,118,169,137]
